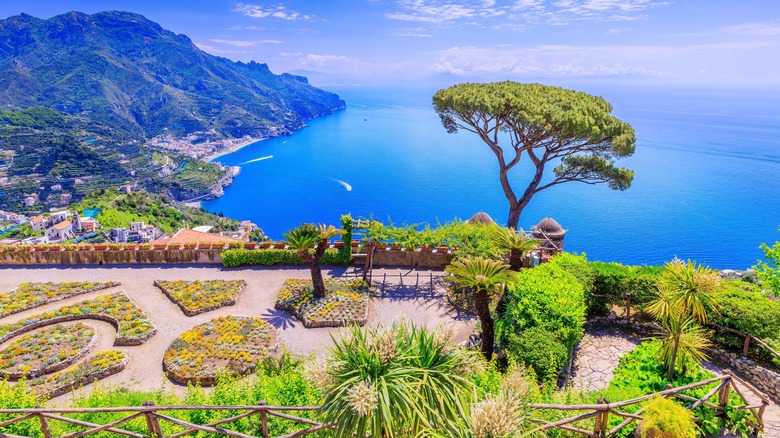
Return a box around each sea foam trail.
[331,178,352,191]
[239,155,273,165]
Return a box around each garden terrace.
[154,279,246,316]
[0,281,120,317]
[163,316,277,385]
[0,292,157,346]
[275,278,369,328]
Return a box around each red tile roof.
[52,220,72,230]
[152,228,242,245]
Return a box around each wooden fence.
[0,401,326,438]
[0,372,769,438]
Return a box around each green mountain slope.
[0,10,345,138]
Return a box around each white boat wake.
[239,155,273,165]
[331,178,352,191]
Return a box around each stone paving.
[569,324,640,391]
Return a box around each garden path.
[569,324,640,391]
[0,265,474,404]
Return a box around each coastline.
[203,137,265,163]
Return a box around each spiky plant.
[445,256,514,361]
[657,316,712,377]
[314,320,478,437]
[647,259,719,379]
[284,223,344,298]
[491,227,539,270]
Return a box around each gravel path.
[0,264,474,403]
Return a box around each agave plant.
[446,256,514,361]
[647,259,719,379]
[491,227,539,270]
[284,223,343,298]
[313,320,478,437]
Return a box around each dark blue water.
[203,85,780,269]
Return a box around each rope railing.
[0,372,769,438]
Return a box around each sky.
[1,1,780,89]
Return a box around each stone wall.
[0,249,223,265]
[363,249,453,268]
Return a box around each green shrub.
[498,263,586,350]
[509,327,569,381]
[709,280,780,358]
[639,396,696,438]
[221,248,349,267]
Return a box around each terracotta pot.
[243,242,256,249]
[93,245,107,251]
[436,246,449,253]
[261,242,272,249]
[184,244,197,249]
[198,244,211,249]
[48,245,61,251]
[34,245,47,251]
[153,244,167,250]
[375,244,387,251]
[351,240,360,247]
[334,241,345,249]
[420,246,432,253]
[273,242,286,249]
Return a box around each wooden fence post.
[35,404,52,438]
[743,335,751,357]
[718,378,731,416]
[143,401,163,438]
[259,399,269,438]
[593,398,610,437]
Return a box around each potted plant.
[153,243,167,250]
[273,242,286,249]
[33,244,47,251]
[48,244,61,251]
[334,240,345,249]
[124,243,137,250]
[436,246,449,253]
[228,242,242,249]
[243,242,256,249]
[351,240,360,248]
[183,243,197,249]
[169,243,182,250]
[108,244,120,250]
[198,242,211,250]
[260,241,272,249]
[139,243,152,250]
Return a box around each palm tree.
[491,227,539,270]
[445,256,514,361]
[284,223,344,298]
[647,259,719,379]
[315,320,477,437]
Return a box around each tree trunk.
[507,203,521,230]
[475,288,494,361]
[667,326,682,380]
[509,249,523,270]
[310,260,326,299]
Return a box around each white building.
[46,220,75,242]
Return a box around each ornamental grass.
[163,316,276,385]
[275,278,369,327]
[0,281,120,318]
[154,280,246,316]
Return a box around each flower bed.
[0,293,157,346]
[153,280,246,316]
[30,350,128,398]
[0,281,120,318]
[0,323,96,379]
[163,316,276,386]
[275,278,369,328]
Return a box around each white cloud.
[394,27,434,37]
[194,42,252,55]
[209,39,283,47]
[234,3,313,21]
[722,20,780,37]
[385,0,670,26]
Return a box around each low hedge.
[221,248,350,267]
[710,280,780,359]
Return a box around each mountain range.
[0,10,345,139]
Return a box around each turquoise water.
[203,85,780,269]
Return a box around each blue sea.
[203,85,780,269]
